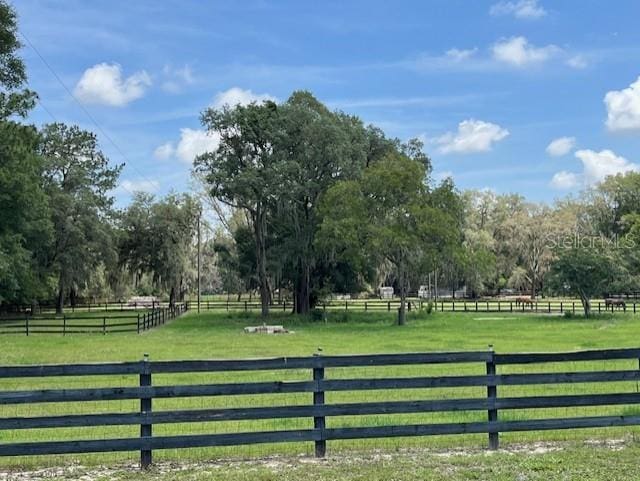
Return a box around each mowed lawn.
[1,310,640,469]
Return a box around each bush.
[310,308,326,322]
[564,310,576,319]
[425,301,434,315]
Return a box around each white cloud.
[546,137,576,157]
[550,171,579,189]
[155,129,220,164]
[492,36,560,67]
[567,55,588,69]
[213,87,276,109]
[445,48,478,62]
[74,63,151,106]
[576,149,639,185]
[551,148,639,189]
[490,0,547,19]
[435,119,509,154]
[120,179,160,193]
[153,142,175,161]
[604,76,640,131]
[161,65,195,93]
[175,128,220,164]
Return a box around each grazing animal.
[605,298,626,309]
[515,296,534,306]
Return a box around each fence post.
[140,354,152,469]
[25,315,29,336]
[103,317,106,335]
[63,316,66,336]
[313,351,326,458]
[486,345,499,450]
[560,302,563,313]
[137,313,140,334]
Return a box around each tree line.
[195,94,640,320]
[2,1,639,321]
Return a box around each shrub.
[310,308,326,322]
[425,301,434,315]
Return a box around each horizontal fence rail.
[4,299,637,316]
[183,299,638,314]
[0,303,187,336]
[2,347,640,468]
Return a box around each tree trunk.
[294,259,311,315]
[56,276,64,315]
[253,208,271,318]
[69,287,77,308]
[169,286,176,308]
[530,272,537,300]
[580,292,591,317]
[398,266,406,326]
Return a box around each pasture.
[2,309,640,471]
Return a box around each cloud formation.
[492,36,559,67]
[546,136,576,157]
[445,48,478,62]
[161,65,195,93]
[490,0,547,19]
[604,76,640,131]
[550,171,579,189]
[155,129,220,164]
[577,149,639,185]
[550,149,639,189]
[74,63,151,106]
[489,0,547,20]
[119,179,160,193]
[435,119,509,154]
[212,87,276,108]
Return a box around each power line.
[20,30,160,197]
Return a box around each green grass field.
[23,442,640,481]
[1,309,640,470]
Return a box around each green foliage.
[0,2,51,305]
[39,123,122,312]
[119,192,199,306]
[548,246,623,317]
[425,300,434,315]
[318,152,461,325]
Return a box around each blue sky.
[14,0,640,205]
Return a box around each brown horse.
[605,298,626,309]
[515,296,534,306]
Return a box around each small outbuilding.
[379,286,394,299]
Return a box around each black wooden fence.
[186,299,638,314]
[2,347,640,468]
[0,303,188,335]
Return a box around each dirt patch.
[0,439,632,480]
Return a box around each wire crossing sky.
[15,0,640,204]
